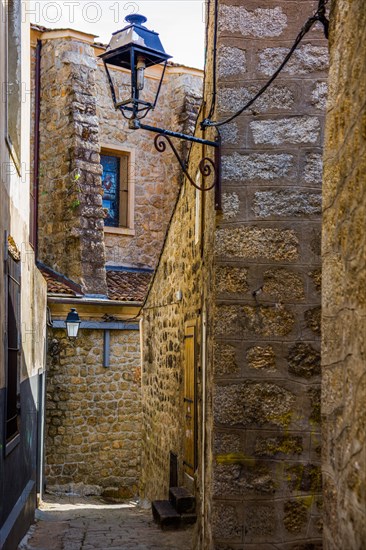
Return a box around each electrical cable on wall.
[207,0,219,120]
[202,0,329,129]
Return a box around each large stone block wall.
[322,1,366,548]
[209,1,327,547]
[45,328,142,498]
[141,1,327,547]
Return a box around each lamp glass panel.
[67,322,79,339]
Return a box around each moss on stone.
[214,382,295,427]
[284,499,308,533]
[287,343,321,378]
[216,452,256,466]
[286,463,322,492]
[255,435,303,456]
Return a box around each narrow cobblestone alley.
[18,496,195,550]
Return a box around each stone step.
[169,487,196,514]
[152,500,181,530]
[180,512,197,526]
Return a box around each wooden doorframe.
[183,320,198,479]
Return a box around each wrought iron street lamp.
[100,14,221,201]
[100,14,171,123]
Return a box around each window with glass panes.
[101,152,129,227]
[6,0,22,171]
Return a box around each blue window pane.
[101,154,120,227]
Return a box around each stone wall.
[31,26,203,503]
[37,35,107,295]
[34,28,203,285]
[140,135,216,503]
[210,1,327,546]
[95,59,202,269]
[45,328,142,498]
[322,1,366,548]
[142,1,327,548]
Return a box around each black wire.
[207,0,219,120]
[202,0,329,129]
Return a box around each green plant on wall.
[67,170,81,210]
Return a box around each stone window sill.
[104,226,135,236]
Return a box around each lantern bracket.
[130,121,221,204]
[136,121,219,148]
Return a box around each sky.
[29,0,206,68]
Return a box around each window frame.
[4,0,22,175]
[100,144,135,235]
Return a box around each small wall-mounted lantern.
[48,308,81,357]
[65,308,81,339]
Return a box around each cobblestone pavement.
[18,495,195,550]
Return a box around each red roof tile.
[39,264,151,303]
[39,266,82,296]
[106,270,152,302]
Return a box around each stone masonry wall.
[209,1,327,547]
[37,36,107,295]
[322,1,366,548]
[140,83,220,526]
[140,137,213,502]
[35,31,202,282]
[45,328,141,498]
[141,1,327,547]
[95,60,202,269]
[32,28,203,506]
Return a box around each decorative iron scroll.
[154,134,217,192]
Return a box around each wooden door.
[183,323,196,477]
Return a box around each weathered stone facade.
[322,1,366,548]
[0,9,48,548]
[209,2,327,544]
[95,62,202,269]
[46,327,141,498]
[142,1,327,548]
[37,34,108,295]
[33,26,202,281]
[30,25,203,498]
[140,137,216,504]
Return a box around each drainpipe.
[34,38,45,503]
[201,309,207,547]
[33,39,42,254]
[139,317,144,378]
